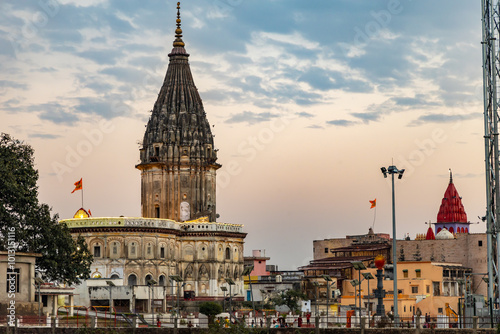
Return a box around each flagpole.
[81,178,84,209]
[372,206,377,229]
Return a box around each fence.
[1,313,499,329]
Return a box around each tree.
[270,289,306,313]
[199,301,223,324]
[0,133,92,284]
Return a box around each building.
[299,173,486,317]
[60,3,246,311]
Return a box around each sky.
[1,0,488,270]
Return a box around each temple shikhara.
[60,3,246,312]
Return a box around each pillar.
[69,295,74,316]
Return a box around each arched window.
[110,274,120,279]
[449,227,454,234]
[159,275,166,286]
[128,274,137,286]
[225,247,231,260]
[146,274,153,284]
[437,227,442,233]
[465,228,469,233]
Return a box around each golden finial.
[173,2,185,47]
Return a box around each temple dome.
[436,171,467,223]
[436,228,454,240]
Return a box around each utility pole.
[481,0,500,310]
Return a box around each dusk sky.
[1,1,487,269]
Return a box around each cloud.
[29,133,61,139]
[306,124,323,129]
[296,111,315,119]
[37,105,79,125]
[351,111,382,124]
[326,119,358,127]
[225,111,280,125]
[408,112,482,127]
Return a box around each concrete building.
[300,172,487,318]
[60,3,246,312]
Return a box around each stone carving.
[180,201,190,222]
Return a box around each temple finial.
[173,2,185,48]
[449,168,453,184]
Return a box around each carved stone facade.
[136,3,219,222]
[61,217,245,299]
[61,3,246,305]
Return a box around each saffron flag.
[72,178,83,193]
[369,199,376,209]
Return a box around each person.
[298,316,302,327]
[260,318,263,327]
[157,316,161,327]
[306,312,311,325]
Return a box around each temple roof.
[139,2,217,166]
[425,226,435,240]
[436,170,468,224]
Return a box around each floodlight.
[225,278,235,285]
[351,261,366,270]
[35,277,44,285]
[323,275,332,281]
[398,169,405,179]
[147,279,157,285]
[169,275,183,282]
[242,265,254,276]
[220,286,227,292]
[381,167,387,178]
[350,279,360,286]
[362,273,374,280]
[106,280,116,286]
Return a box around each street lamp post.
[362,273,374,319]
[225,278,235,323]
[323,275,332,328]
[350,279,360,326]
[351,261,366,325]
[381,165,405,325]
[242,266,256,326]
[170,275,183,326]
[221,286,227,312]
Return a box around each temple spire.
[173,2,185,48]
[449,168,453,184]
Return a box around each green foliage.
[270,289,306,313]
[0,133,93,284]
[199,301,223,320]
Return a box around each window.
[426,285,430,293]
[145,274,153,284]
[6,268,20,293]
[131,243,136,255]
[415,269,421,278]
[94,245,101,258]
[128,274,137,286]
[113,243,118,255]
[438,307,443,314]
[147,244,151,255]
[159,275,166,286]
[412,286,418,293]
[155,206,160,218]
[225,247,231,260]
[433,282,441,296]
[155,146,159,156]
[324,248,328,253]
[479,240,483,247]
[160,247,165,258]
[403,270,408,278]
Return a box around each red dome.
[436,173,467,223]
[425,226,435,240]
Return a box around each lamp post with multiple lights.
[381,165,404,325]
[242,266,256,325]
